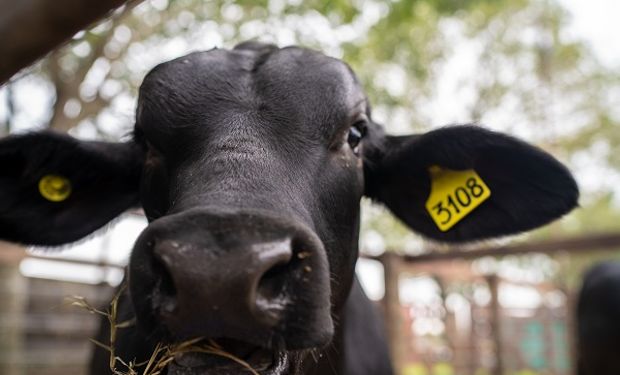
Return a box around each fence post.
[383,252,404,374]
[563,286,578,375]
[487,274,504,375]
[0,243,27,375]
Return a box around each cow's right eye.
[347,121,367,154]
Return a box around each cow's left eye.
[347,121,367,154]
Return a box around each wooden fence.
[1,232,620,375]
[0,243,116,375]
[375,232,620,375]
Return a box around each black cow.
[0,42,578,375]
[577,262,620,375]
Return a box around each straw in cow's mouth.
[68,287,260,375]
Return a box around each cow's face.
[130,43,369,355]
[0,42,578,375]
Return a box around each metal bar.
[369,232,620,264]
[25,255,125,270]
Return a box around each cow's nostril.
[256,260,289,311]
[251,238,296,324]
[155,261,178,314]
[152,242,179,315]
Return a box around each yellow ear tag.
[425,166,491,231]
[38,175,72,202]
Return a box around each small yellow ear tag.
[425,166,491,231]
[38,175,72,202]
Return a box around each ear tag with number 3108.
[425,166,491,232]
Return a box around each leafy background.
[1,0,619,286]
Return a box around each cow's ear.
[364,125,579,242]
[0,131,143,246]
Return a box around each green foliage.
[4,0,619,277]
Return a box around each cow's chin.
[164,339,290,375]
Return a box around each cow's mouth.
[164,338,289,375]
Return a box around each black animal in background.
[0,42,578,375]
[577,262,620,375]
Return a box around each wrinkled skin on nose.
[129,209,334,349]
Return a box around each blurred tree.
[0,0,133,83]
[1,0,618,250]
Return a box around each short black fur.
[0,43,579,375]
[0,132,143,245]
[364,125,579,242]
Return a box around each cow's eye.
[347,121,367,154]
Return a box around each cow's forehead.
[137,45,366,132]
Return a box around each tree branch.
[0,0,139,84]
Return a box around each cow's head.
[0,42,578,374]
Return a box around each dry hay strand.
[68,286,260,375]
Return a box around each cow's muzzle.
[129,208,333,357]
